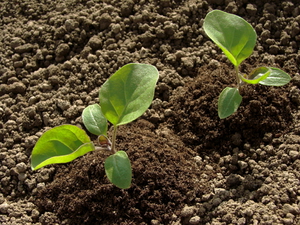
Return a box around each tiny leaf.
[239,67,271,84]
[259,67,291,86]
[31,125,94,170]
[99,63,159,126]
[98,135,112,151]
[218,87,242,119]
[82,104,108,136]
[104,151,132,189]
[203,10,257,66]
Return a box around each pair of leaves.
[240,67,291,86]
[82,63,159,134]
[218,67,291,119]
[31,63,159,189]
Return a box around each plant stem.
[111,125,118,153]
[235,65,241,90]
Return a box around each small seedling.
[203,10,291,119]
[31,63,159,189]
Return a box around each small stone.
[194,156,202,165]
[282,218,294,225]
[88,36,102,50]
[10,82,26,94]
[13,61,24,68]
[189,216,201,224]
[14,43,34,53]
[55,43,70,57]
[205,165,213,170]
[212,197,222,206]
[0,84,9,95]
[62,61,72,70]
[87,54,97,63]
[238,161,248,170]
[99,13,112,30]
[56,99,70,110]
[111,23,121,34]
[289,150,299,160]
[18,173,26,181]
[31,208,40,219]
[10,37,24,49]
[151,219,160,225]
[246,4,257,16]
[64,19,78,32]
[164,109,173,117]
[181,57,194,68]
[0,202,9,214]
[180,205,195,217]
[226,174,242,187]
[282,204,300,215]
[16,162,27,173]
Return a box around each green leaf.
[239,67,271,84]
[203,10,257,66]
[259,67,291,86]
[82,104,108,136]
[31,125,94,170]
[218,87,242,119]
[104,151,132,189]
[99,63,159,126]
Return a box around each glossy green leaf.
[259,67,291,86]
[218,87,242,119]
[99,63,159,126]
[104,151,132,189]
[31,125,94,170]
[239,67,271,84]
[82,104,108,136]
[203,10,257,66]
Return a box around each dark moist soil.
[1,0,300,225]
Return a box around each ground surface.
[0,0,300,224]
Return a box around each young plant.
[203,10,291,119]
[31,63,159,189]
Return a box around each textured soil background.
[1,0,300,224]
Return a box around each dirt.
[0,0,300,224]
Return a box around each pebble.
[180,205,196,217]
[189,216,201,224]
[0,202,9,214]
[14,43,34,53]
[88,36,102,50]
[282,204,300,215]
[16,162,27,173]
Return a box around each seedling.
[31,63,159,189]
[203,10,291,119]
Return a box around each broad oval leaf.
[99,63,159,126]
[239,67,271,84]
[218,87,242,119]
[104,151,132,189]
[259,67,291,86]
[31,125,94,170]
[203,10,257,66]
[82,104,108,136]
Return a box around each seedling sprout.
[31,63,159,189]
[203,10,291,119]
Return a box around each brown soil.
[1,0,300,225]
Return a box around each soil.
[1,0,300,224]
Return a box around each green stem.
[111,125,118,154]
[235,65,241,90]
